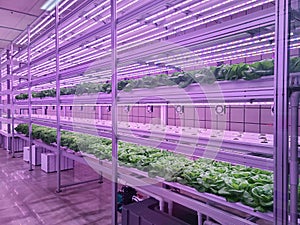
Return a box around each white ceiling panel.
[0,8,35,29]
[0,0,45,50]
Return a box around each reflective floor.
[0,149,113,225]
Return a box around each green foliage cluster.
[15,58,289,100]
[16,123,300,212]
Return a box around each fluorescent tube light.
[41,0,62,11]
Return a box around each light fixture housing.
[41,0,62,11]
[175,105,184,114]
[124,105,130,113]
[146,105,153,113]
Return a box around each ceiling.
[0,0,46,51]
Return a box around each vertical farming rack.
[0,0,299,224]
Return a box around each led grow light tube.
[30,12,53,34]
[21,29,104,64]
[128,10,270,55]
[66,0,137,42]
[180,0,274,31]
[31,37,55,54]
[162,40,274,65]
[175,48,274,69]
[169,43,274,66]
[154,36,274,64]
[194,34,274,54]
[164,0,234,28]
[15,18,276,80]
[64,21,98,41]
[26,33,274,78]
[100,68,166,81]
[116,66,163,76]
[81,64,146,77]
[59,18,81,34]
[90,25,155,49]
[59,0,78,14]
[83,0,110,18]
[119,30,177,52]
[146,34,275,66]
[117,1,264,52]
[63,49,98,62]
[169,51,269,69]
[17,30,274,78]
[28,18,55,42]
[91,24,147,48]
[167,36,300,67]
[58,51,111,69]
[117,27,159,45]
[83,34,111,48]
[61,0,123,40]
[93,24,148,48]
[152,0,209,24]
[70,65,156,81]
[84,22,142,48]
[63,0,134,42]
[60,19,90,39]
[17,1,218,66]
[145,0,194,21]
[178,0,260,30]
[18,0,73,45]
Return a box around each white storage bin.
[41,152,74,173]
[32,147,43,166]
[23,145,42,165]
[14,138,26,153]
[41,153,56,173]
[23,145,36,163]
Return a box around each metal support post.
[10,43,15,157]
[197,212,203,225]
[161,105,168,126]
[6,49,11,152]
[290,91,299,225]
[99,106,102,120]
[0,51,3,132]
[274,0,290,224]
[111,0,118,224]
[27,25,33,171]
[55,2,62,193]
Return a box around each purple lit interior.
[0,0,299,224]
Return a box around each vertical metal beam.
[0,53,2,132]
[10,43,15,157]
[27,25,33,171]
[55,2,62,193]
[99,106,102,120]
[274,0,290,224]
[6,49,11,152]
[161,105,168,126]
[290,92,299,225]
[111,0,118,224]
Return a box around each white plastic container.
[41,152,74,173]
[23,145,36,163]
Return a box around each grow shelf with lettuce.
[14,123,300,215]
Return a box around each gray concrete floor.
[0,149,114,225]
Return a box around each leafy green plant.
[15,93,28,100]
[15,123,300,213]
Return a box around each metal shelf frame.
[12,132,276,225]
[13,115,275,170]
[0,0,297,224]
[11,6,276,90]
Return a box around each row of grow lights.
[11,0,274,80]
